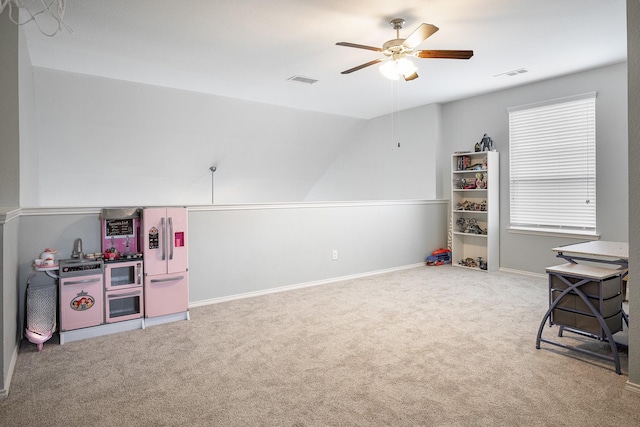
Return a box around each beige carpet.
[1,265,639,426]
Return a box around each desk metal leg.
[536,273,622,375]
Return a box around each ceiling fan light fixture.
[380,61,400,80]
[380,57,417,80]
[396,57,417,76]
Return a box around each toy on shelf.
[458,256,487,270]
[455,200,487,211]
[457,155,487,171]
[475,172,487,189]
[426,248,451,266]
[475,133,494,152]
[35,248,57,268]
[459,257,478,268]
[456,217,487,235]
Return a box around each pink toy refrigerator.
[142,207,189,320]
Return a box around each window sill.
[508,226,600,240]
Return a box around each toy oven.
[105,286,144,323]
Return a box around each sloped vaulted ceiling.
[19,0,627,119]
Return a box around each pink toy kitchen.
[30,207,189,346]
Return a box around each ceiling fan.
[336,18,473,81]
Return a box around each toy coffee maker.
[100,208,143,261]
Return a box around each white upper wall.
[27,61,627,212]
[31,68,368,206]
[19,26,39,207]
[306,104,440,201]
[30,67,442,207]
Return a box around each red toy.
[426,248,452,266]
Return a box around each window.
[508,92,596,234]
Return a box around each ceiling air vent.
[287,75,318,84]
[494,68,528,77]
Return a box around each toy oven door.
[105,287,144,323]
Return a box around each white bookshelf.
[451,151,499,272]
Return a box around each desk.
[554,240,629,302]
[552,241,628,271]
[537,241,629,374]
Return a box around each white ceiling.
[19,0,627,119]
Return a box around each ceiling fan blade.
[415,50,474,59]
[403,23,439,48]
[403,71,419,81]
[340,59,383,74]
[336,42,382,52]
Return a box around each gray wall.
[627,0,640,390]
[440,62,628,274]
[0,10,20,397]
[0,8,19,207]
[15,201,447,343]
[189,201,446,303]
[0,212,19,398]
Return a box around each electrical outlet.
[332,249,338,260]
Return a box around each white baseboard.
[189,263,425,308]
[0,344,19,398]
[625,380,640,395]
[499,267,547,279]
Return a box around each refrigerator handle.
[150,275,185,283]
[136,262,142,285]
[161,217,166,261]
[169,217,174,260]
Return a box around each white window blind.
[509,92,596,233]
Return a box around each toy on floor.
[426,248,451,266]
